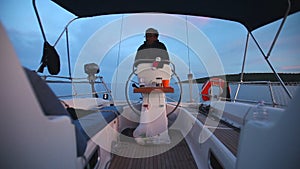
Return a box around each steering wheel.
[125,59,182,116]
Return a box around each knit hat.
[145,28,159,36]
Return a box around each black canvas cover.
[37,41,60,75]
[52,0,300,31]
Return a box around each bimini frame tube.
[54,17,79,79]
[234,32,250,102]
[33,0,46,42]
[266,0,291,59]
[249,0,292,99]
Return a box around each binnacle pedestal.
[133,87,174,145]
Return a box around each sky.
[1,0,300,83]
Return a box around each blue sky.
[1,0,300,82]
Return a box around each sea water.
[49,82,299,107]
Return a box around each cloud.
[280,65,300,71]
[5,28,43,68]
[187,16,212,28]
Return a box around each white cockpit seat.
[24,68,120,156]
[24,68,89,156]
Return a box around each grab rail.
[232,81,296,107]
[199,80,297,107]
[41,75,113,100]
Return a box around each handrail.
[201,93,286,107]
[200,79,296,107]
[40,74,104,81]
[231,80,294,107]
[45,80,104,84]
[56,91,110,99]
[40,74,113,102]
[230,81,295,85]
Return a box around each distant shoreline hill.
[182,73,300,84]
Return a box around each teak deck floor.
[196,109,240,156]
[186,106,240,156]
[108,106,240,169]
[109,130,198,169]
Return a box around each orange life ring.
[201,78,229,101]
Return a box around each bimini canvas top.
[52,0,300,31]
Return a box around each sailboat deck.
[109,130,198,169]
[190,106,240,156]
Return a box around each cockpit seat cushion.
[75,106,119,137]
[24,68,69,116]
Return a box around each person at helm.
[134,28,170,67]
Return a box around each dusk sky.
[1,0,300,82]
